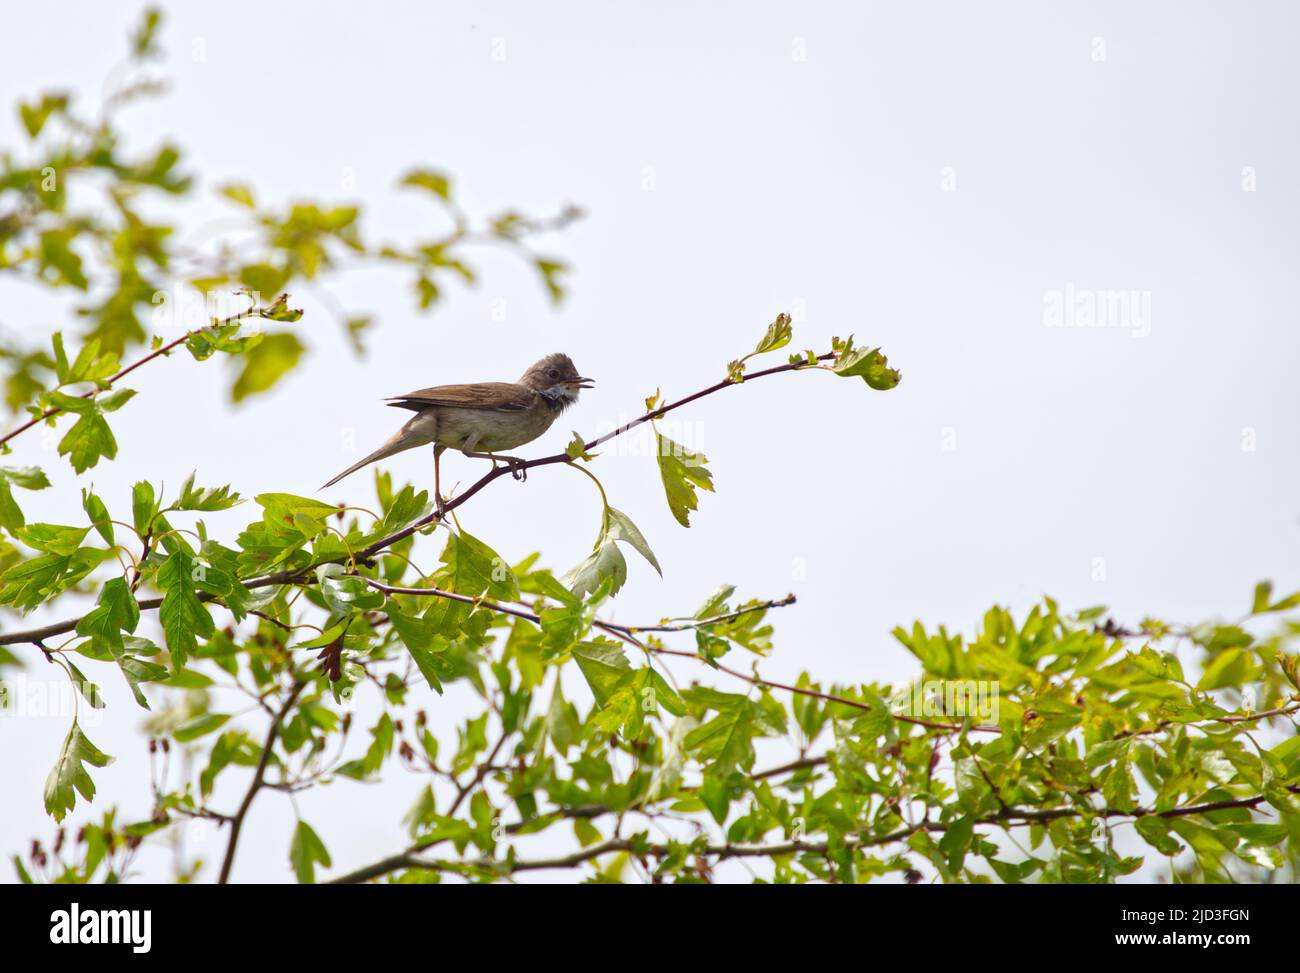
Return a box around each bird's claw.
[510,460,527,482]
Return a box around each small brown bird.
[321,353,593,513]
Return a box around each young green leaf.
[0,466,51,531]
[80,488,114,544]
[656,431,713,527]
[289,820,332,884]
[75,577,140,660]
[44,721,114,822]
[832,340,901,391]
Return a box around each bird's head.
[519,353,594,407]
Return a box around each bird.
[320,353,593,515]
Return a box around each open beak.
[568,377,595,389]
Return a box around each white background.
[1,0,1297,882]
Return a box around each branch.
[324,805,609,884]
[0,350,832,647]
[358,578,902,726]
[0,306,259,451]
[349,352,837,561]
[216,678,305,884]
[0,571,292,646]
[447,729,511,818]
[327,785,1300,883]
[598,594,797,634]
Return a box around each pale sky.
[1,1,1297,882]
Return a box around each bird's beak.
[568,377,595,389]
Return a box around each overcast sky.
[1,1,1297,882]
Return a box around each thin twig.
[0,306,259,451]
[216,679,306,884]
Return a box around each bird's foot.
[435,493,449,519]
[487,453,528,481]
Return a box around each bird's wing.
[385,382,536,413]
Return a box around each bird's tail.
[320,424,428,491]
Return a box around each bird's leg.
[463,450,528,482]
[433,445,448,517]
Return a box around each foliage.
[4,10,1300,887]
[0,8,578,414]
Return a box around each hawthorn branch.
[447,729,512,818]
[356,578,904,725]
[0,350,831,648]
[348,352,837,561]
[0,571,294,646]
[0,305,261,451]
[327,785,1300,883]
[598,594,797,634]
[216,678,306,884]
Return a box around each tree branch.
[216,678,305,884]
[326,785,1300,883]
[348,352,837,561]
[0,306,260,451]
[0,350,832,647]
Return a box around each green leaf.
[157,551,214,666]
[131,480,157,535]
[1196,648,1251,691]
[218,183,256,208]
[38,229,88,289]
[562,538,626,600]
[401,168,452,201]
[362,713,394,775]
[74,577,140,660]
[656,432,713,527]
[175,473,242,512]
[572,642,632,707]
[0,465,51,491]
[289,820,331,884]
[649,716,699,800]
[17,523,90,556]
[173,713,232,743]
[435,530,519,600]
[231,332,304,402]
[1134,817,1183,856]
[833,341,901,390]
[1250,580,1300,615]
[258,295,304,323]
[0,466,51,532]
[57,404,117,472]
[44,721,114,822]
[694,585,736,619]
[315,564,385,615]
[98,388,136,413]
[752,312,793,357]
[67,661,105,710]
[606,507,662,576]
[386,607,445,694]
[682,688,784,778]
[19,93,69,139]
[81,488,114,545]
[565,431,595,461]
[130,6,163,57]
[118,655,168,710]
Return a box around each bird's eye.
[547,369,559,379]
